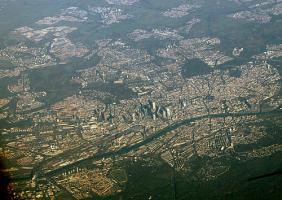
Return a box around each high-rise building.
[166,108,171,118]
[152,101,156,111]
[132,112,136,121]
[152,113,156,121]
[162,109,166,118]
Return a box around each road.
[41,109,282,178]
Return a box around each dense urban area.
[0,0,282,199]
